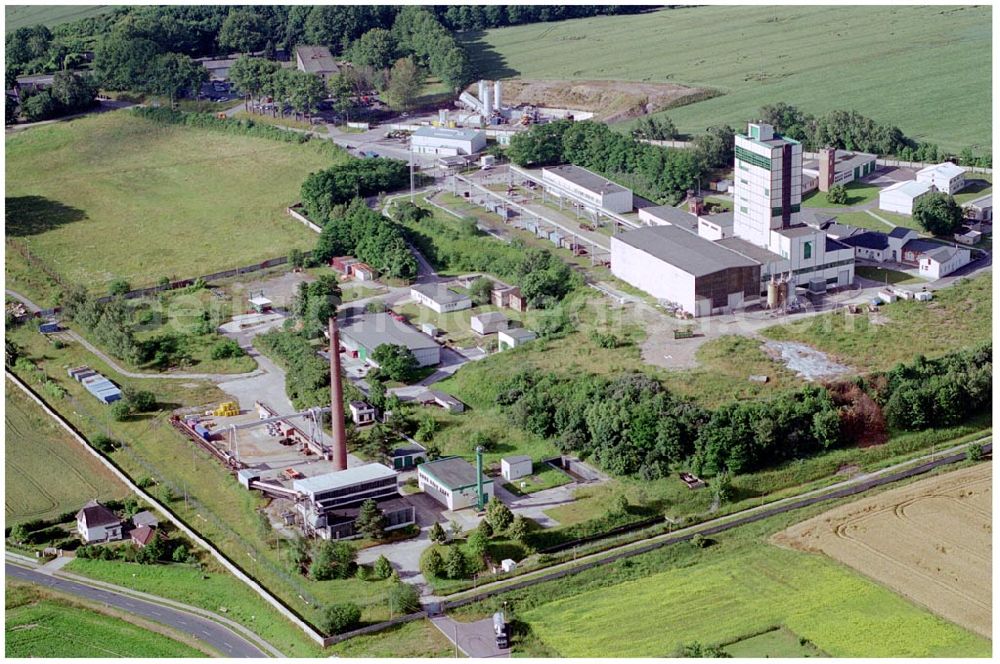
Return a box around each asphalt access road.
[6,564,268,658]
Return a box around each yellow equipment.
[214,401,239,417]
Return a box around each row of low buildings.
[836,227,972,279]
[879,162,969,215]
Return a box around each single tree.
[373,554,393,579]
[485,497,513,534]
[826,183,849,205]
[423,547,445,577]
[913,192,964,236]
[508,515,528,542]
[348,28,397,71]
[429,521,447,544]
[371,344,418,383]
[468,277,494,306]
[383,57,423,112]
[444,545,467,579]
[355,498,388,540]
[466,529,488,561]
[387,580,420,614]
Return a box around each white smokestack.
[494,81,502,111]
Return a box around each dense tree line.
[130,107,335,152]
[313,198,417,281]
[433,5,656,31]
[394,201,581,308]
[509,119,704,206]
[493,344,992,480]
[301,159,410,220]
[16,70,98,121]
[758,102,991,166]
[290,274,342,338]
[877,344,992,431]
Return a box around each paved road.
[6,563,270,658]
[431,615,510,658]
[442,437,991,608]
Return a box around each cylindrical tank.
[494,80,502,110]
[767,280,779,309]
[482,86,492,117]
[478,80,487,105]
[438,109,447,125]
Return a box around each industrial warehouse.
[611,122,856,316]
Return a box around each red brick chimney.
[819,148,836,192]
[686,190,703,216]
[328,316,348,471]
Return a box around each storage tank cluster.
[456,79,509,126]
[766,274,792,309]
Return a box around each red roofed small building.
[130,525,157,548]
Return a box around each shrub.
[320,603,362,635]
[373,555,393,580]
[109,400,132,422]
[485,497,513,534]
[210,339,245,360]
[108,278,131,297]
[387,581,421,614]
[429,522,447,544]
[445,545,468,579]
[421,546,445,578]
[967,443,984,462]
[826,184,848,205]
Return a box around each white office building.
[410,283,472,314]
[916,162,967,195]
[541,165,633,214]
[411,127,487,157]
[919,246,972,279]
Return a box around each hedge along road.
[438,436,992,611]
[6,562,270,658]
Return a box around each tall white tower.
[732,122,803,248]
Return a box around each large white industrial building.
[610,123,855,316]
[916,162,967,195]
[541,165,634,214]
[611,225,761,316]
[410,126,486,156]
[339,312,441,367]
[879,180,934,215]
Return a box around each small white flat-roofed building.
[697,212,735,241]
[248,294,272,313]
[410,283,472,314]
[349,400,376,425]
[964,194,992,222]
[919,245,971,279]
[418,456,494,511]
[879,179,934,215]
[611,225,761,317]
[501,455,533,482]
[955,229,983,245]
[411,127,487,156]
[294,45,339,83]
[916,162,967,195]
[471,311,509,335]
[498,327,536,350]
[541,165,633,214]
[339,312,441,367]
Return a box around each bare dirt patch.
[773,463,991,638]
[488,79,713,122]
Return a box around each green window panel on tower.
[735,146,772,170]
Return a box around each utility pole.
[409,146,415,203]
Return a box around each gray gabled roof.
[840,232,889,251]
[340,313,438,354]
[924,246,962,263]
[419,456,491,490]
[295,45,338,74]
[888,226,916,239]
[642,205,698,227]
[77,500,120,528]
[543,165,630,195]
[411,283,471,305]
[614,225,758,278]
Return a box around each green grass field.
[5,111,336,299]
[855,266,926,286]
[63,559,326,657]
[5,384,130,525]
[502,464,572,496]
[829,211,897,233]
[328,619,454,658]
[954,176,993,205]
[762,272,991,372]
[723,627,826,657]
[6,581,208,658]
[466,5,991,151]
[4,5,114,32]
[802,181,880,208]
[520,534,989,658]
